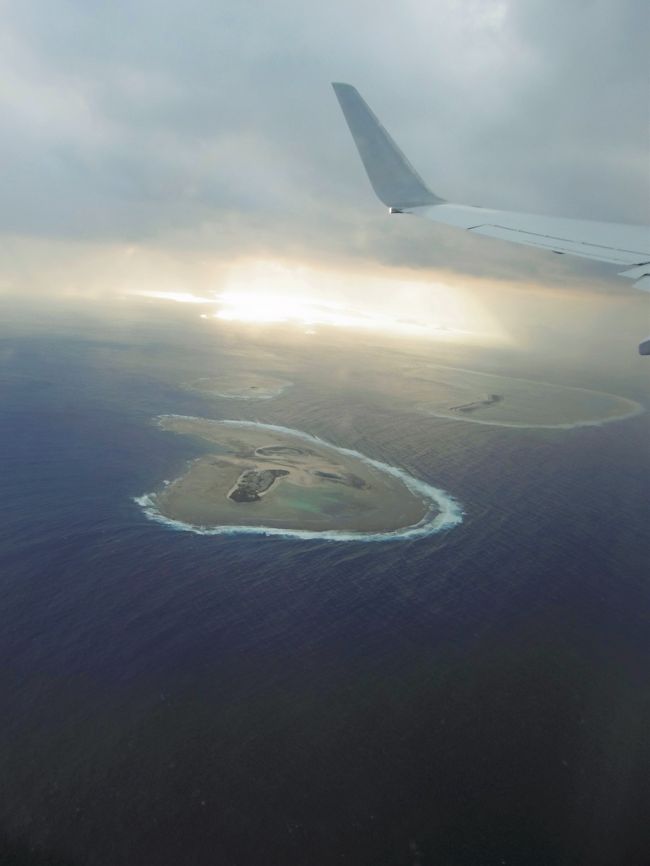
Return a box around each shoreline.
[134,417,464,542]
[425,399,645,429]
[409,365,646,429]
[186,375,293,401]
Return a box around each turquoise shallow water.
[1,327,649,866]
[136,418,463,542]
[277,484,343,514]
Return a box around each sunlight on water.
[130,257,508,344]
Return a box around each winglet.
[332,82,443,209]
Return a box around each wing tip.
[330,81,442,209]
[331,82,358,101]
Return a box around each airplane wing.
[332,82,650,354]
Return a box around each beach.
[137,416,463,540]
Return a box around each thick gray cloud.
[0,0,648,285]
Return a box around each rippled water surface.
[1,325,649,866]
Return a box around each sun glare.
[214,289,423,333]
[136,290,215,304]
[131,259,507,343]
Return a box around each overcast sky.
[0,0,648,309]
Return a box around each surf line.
[425,399,645,429]
[134,417,464,542]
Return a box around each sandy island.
[403,365,644,429]
[136,417,462,540]
[186,373,292,400]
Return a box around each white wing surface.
[332,83,650,354]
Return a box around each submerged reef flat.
[136,417,463,540]
[449,394,504,415]
[186,373,292,400]
[405,365,644,429]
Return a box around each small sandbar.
[408,365,644,429]
[135,416,462,541]
[186,373,292,400]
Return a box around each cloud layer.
[1,0,648,288]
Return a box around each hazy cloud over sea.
[0,0,648,300]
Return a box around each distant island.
[136,417,463,540]
[449,394,503,414]
[185,373,292,400]
[404,364,645,429]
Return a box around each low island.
[186,373,292,400]
[136,416,462,539]
[449,394,504,415]
[403,364,644,428]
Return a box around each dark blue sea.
[1,317,649,866]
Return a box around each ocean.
[1,317,649,866]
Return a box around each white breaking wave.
[425,400,645,430]
[415,366,646,430]
[188,379,293,401]
[134,417,464,542]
